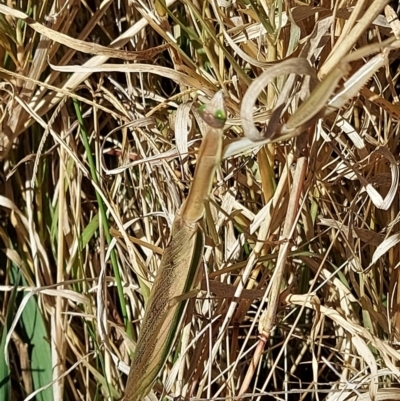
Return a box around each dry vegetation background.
[1,0,400,400]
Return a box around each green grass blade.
[73,98,132,339]
[0,268,20,401]
[10,267,53,401]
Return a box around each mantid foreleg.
[236,43,396,148]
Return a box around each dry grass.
[1,0,400,400]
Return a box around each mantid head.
[198,90,227,129]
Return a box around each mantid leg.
[238,44,395,146]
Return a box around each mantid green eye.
[214,109,226,121]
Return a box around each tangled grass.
[1,0,400,400]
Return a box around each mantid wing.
[123,217,204,401]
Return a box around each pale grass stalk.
[210,155,292,399]
[54,120,67,399]
[239,156,308,397]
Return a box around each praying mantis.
[123,91,226,400]
[123,40,399,400]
